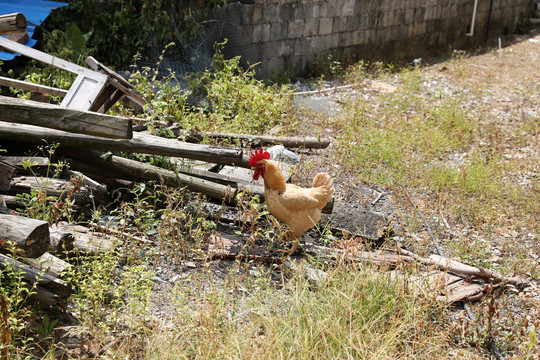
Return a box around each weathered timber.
[0,195,25,211]
[178,130,331,149]
[8,176,91,206]
[64,149,256,203]
[0,160,16,192]
[0,122,243,166]
[49,228,75,254]
[30,285,66,308]
[54,223,116,254]
[0,96,132,139]
[64,170,108,203]
[0,36,106,80]
[0,76,68,97]
[20,252,72,278]
[0,13,27,35]
[0,156,50,169]
[0,213,49,258]
[0,253,71,297]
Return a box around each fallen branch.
[180,130,331,149]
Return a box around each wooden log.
[0,213,49,258]
[0,122,243,166]
[180,130,331,149]
[0,96,133,139]
[49,228,75,254]
[54,223,116,255]
[0,253,71,298]
[8,176,92,206]
[20,252,72,278]
[0,76,68,97]
[30,285,66,308]
[0,13,27,35]
[63,149,249,204]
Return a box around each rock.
[322,202,389,241]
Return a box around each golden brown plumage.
[250,149,334,254]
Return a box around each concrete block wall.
[214,0,533,77]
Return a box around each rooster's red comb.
[249,148,270,167]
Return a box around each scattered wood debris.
[0,32,526,312]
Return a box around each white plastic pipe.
[466,0,479,36]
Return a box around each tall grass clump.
[145,262,465,359]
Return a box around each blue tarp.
[0,0,68,61]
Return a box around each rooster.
[249,148,334,255]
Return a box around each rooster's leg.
[278,231,300,255]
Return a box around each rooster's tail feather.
[312,173,333,188]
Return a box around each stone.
[321,202,389,241]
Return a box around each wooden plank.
[0,122,242,166]
[0,76,68,97]
[59,74,107,111]
[0,37,107,80]
[0,95,132,139]
[85,56,134,90]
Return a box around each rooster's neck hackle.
[262,160,286,191]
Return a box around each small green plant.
[17,143,79,225]
[31,314,58,339]
[0,247,39,358]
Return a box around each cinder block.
[270,22,287,41]
[351,30,366,45]
[303,18,317,36]
[261,24,271,42]
[414,7,425,22]
[280,3,294,22]
[332,16,348,33]
[266,56,284,76]
[278,40,294,57]
[243,5,254,25]
[327,2,342,17]
[263,4,280,23]
[294,38,308,56]
[314,2,328,18]
[319,18,334,35]
[252,24,263,43]
[347,15,362,31]
[252,4,263,23]
[338,32,352,47]
[288,19,305,39]
[296,2,313,19]
[404,8,415,24]
[262,41,278,60]
[310,36,325,53]
[342,0,355,16]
